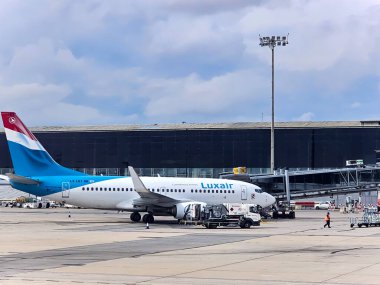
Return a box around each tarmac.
[0,207,380,285]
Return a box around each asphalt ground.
[0,207,379,285]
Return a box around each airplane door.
[62,182,70,198]
[241,185,247,200]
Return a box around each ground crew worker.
[324,212,331,228]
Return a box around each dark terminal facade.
[1,120,380,178]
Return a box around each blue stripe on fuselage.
[11,175,124,197]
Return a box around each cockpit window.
[255,188,263,193]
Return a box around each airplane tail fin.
[1,112,83,177]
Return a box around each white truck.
[201,203,261,229]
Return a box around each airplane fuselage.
[12,175,274,210]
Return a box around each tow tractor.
[272,202,295,219]
[182,203,261,229]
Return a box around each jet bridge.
[221,167,380,204]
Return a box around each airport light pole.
[259,35,289,173]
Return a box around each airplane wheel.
[130,212,141,222]
[143,214,154,223]
[147,214,154,223]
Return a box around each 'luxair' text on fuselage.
[200,182,233,189]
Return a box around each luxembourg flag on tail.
[1,112,83,177]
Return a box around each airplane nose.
[268,194,276,206]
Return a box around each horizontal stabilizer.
[6,173,40,185]
[0,174,10,182]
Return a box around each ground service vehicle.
[272,202,295,219]
[201,203,261,229]
[350,207,380,228]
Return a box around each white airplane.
[0,112,276,223]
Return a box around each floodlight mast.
[259,34,289,174]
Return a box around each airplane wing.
[128,166,182,207]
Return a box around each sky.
[0,0,379,126]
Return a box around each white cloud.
[350,102,361,109]
[0,1,378,125]
[141,69,267,119]
[293,112,315,122]
[0,82,137,126]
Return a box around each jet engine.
[171,202,206,219]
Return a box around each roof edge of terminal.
[0,120,380,133]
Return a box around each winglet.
[128,166,179,206]
[128,166,149,194]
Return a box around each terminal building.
[1,120,380,178]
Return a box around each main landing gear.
[130,212,155,223]
[130,212,141,222]
[143,213,154,223]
